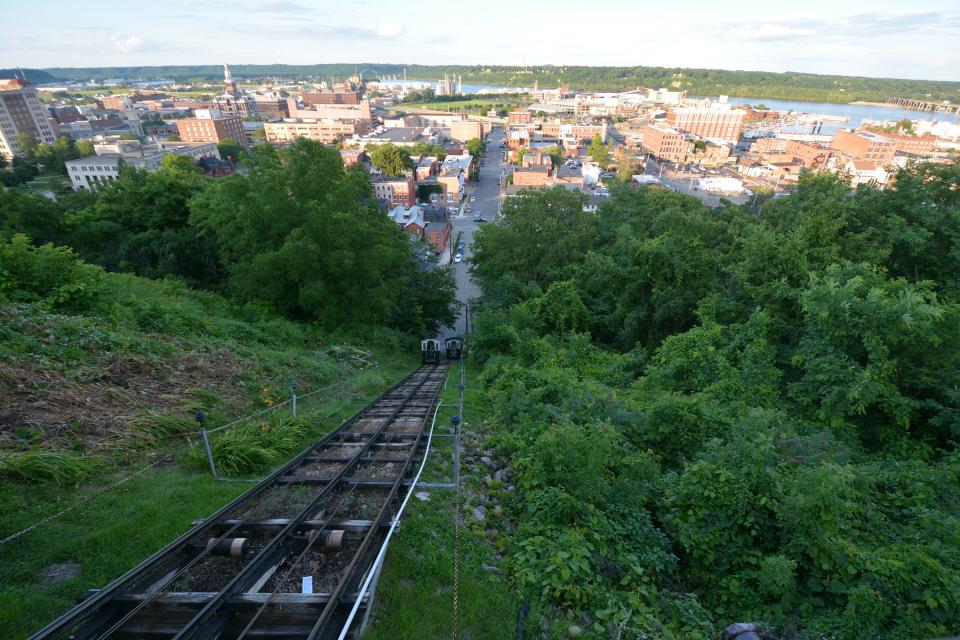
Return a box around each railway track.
[30,364,448,640]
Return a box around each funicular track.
[30,364,448,640]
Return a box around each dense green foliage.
[367,142,413,177]
[469,168,960,638]
[39,64,960,103]
[1,138,456,335]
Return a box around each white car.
[470,195,476,202]
[454,253,463,263]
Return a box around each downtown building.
[0,78,58,159]
[666,102,746,144]
[176,109,247,146]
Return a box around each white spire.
[223,63,233,83]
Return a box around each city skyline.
[4,0,960,82]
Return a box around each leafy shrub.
[0,235,103,311]
[191,415,316,476]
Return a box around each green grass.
[0,466,247,639]
[0,357,417,639]
[23,172,70,194]
[364,362,521,639]
[397,98,524,114]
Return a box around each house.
[844,159,889,188]
[386,204,452,260]
[340,149,370,168]
[371,176,417,209]
[436,154,474,202]
[415,156,440,180]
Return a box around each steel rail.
[27,365,427,640]
[169,365,446,640]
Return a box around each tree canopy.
[469,165,960,639]
[368,143,412,177]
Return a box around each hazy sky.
[4,0,959,81]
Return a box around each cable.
[335,393,446,640]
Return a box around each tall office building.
[0,77,58,159]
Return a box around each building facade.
[641,125,693,163]
[176,110,247,145]
[450,119,484,143]
[263,119,371,144]
[0,78,58,159]
[666,105,745,143]
[831,130,897,166]
[372,176,416,208]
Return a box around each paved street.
[444,126,506,336]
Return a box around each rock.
[483,474,493,486]
[480,455,493,466]
[485,528,498,541]
[471,505,487,521]
[567,624,583,638]
[414,491,430,502]
[725,623,760,640]
[481,563,502,575]
[493,505,504,517]
[493,469,505,482]
[39,561,81,586]
[505,484,517,493]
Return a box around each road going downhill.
[447,126,506,336]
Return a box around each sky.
[4,0,959,81]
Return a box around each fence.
[196,358,407,479]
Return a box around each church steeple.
[224,63,238,96]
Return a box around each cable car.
[445,337,463,360]
[421,338,442,364]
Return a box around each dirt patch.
[0,343,248,453]
[38,561,81,586]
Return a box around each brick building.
[303,91,361,105]
[263,119,370,144]
[641,125,692,163]
[865,129,936,156]
[372,176,416,208]
[508,109,532,125]
[450,119,484,143]
[666,105,745,143]
[176,110,247,146]
[831,130,896,166]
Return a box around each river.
[724,96,958,134]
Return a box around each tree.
[75,140,95,157]
[190,139,456,330]
[368,143,412,177]
[16,132,38,161]
[587,133,610,167]
[465,138,486,159]
[216,138,246,163]
[251,128,267,142]
[471,187,593,292]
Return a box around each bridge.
[887,97,959,114]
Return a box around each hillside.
[0,235,421,637]
[0,69,61,84]
[466,165,960,639]
[41,64,960,103]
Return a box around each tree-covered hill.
[467,166,960,638]
[39,64,960,104]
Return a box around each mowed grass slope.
[0,241,418,638]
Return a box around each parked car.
[470,195,476,202]
[474,216,488,223]
[454,253,463,263]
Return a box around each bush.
[0,234,103,312]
